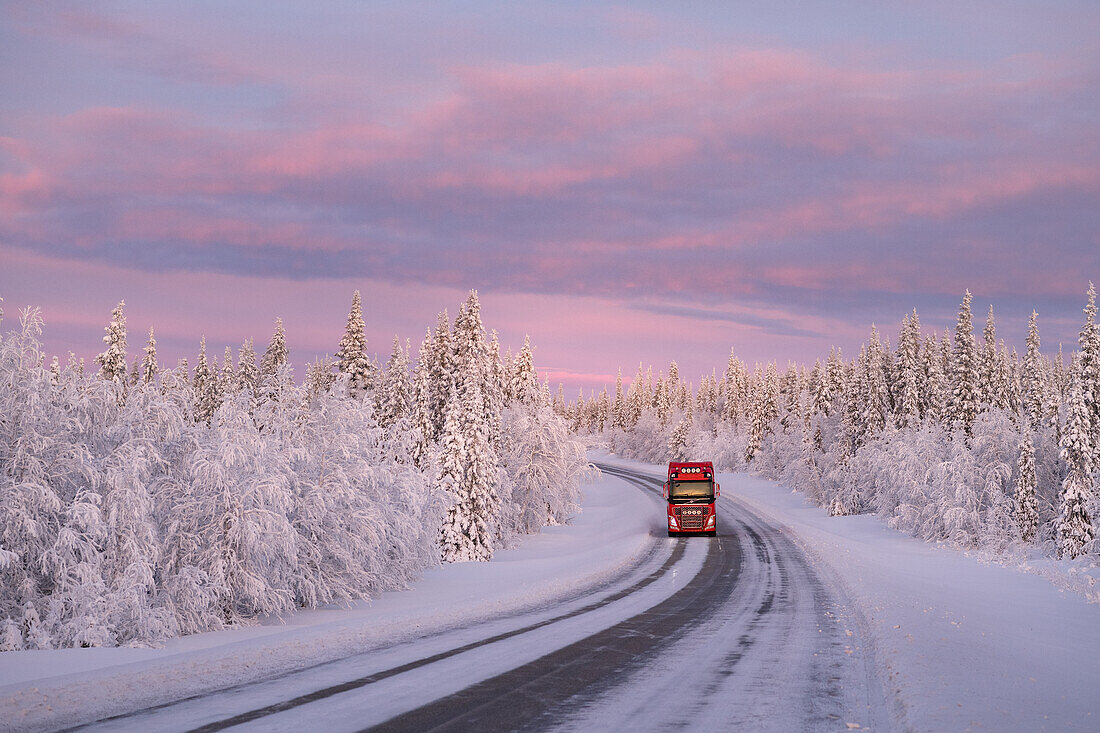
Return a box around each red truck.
[663,461,719,537]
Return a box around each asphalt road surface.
[73,463,891,733]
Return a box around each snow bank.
[0,468,660,732]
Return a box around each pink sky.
[2,2,1098,392]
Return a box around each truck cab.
[663,461,718,537]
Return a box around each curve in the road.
[366,463,743,732]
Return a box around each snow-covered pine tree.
[1078,282,1100,450]
[654,374,671,424]
[678,382,691,412]
[950,291,981,437]
[596,388,610,432]
[554,383,566,416]
[439,292,503,561]
[439,370,499,562]
[428,310,454,439]
[896,311,923,426]
[810,359,830,417]
[612,368,625,429]
[237,338,259,395]
[304,356,337,405]
[625,362,644,427]
[863,326,889,437]
[436,374,468,560]
[746,363,780,462]
[336,291,372,395]
[95,300,128,385]
[1022,311,1046,430]
[827,347,846,413]
[485,330,506,446]
[510,336,540,406]
[220,346,236,396]
[411,328,435,467]
[1058,359,1094,559]
[193,337,218,425]
[376,336,413,429]
[840,350,867,454]
[980,305,998,408]
[1014,435,1039,543]
[128,356,141,387]
[141,328,158,384]
[260,318,289,378]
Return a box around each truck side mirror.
[715,483,720,498]
[663,482,669,499]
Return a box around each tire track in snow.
[545,464,891,732]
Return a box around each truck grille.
[678,507,707,529]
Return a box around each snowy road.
[62,463,888,732]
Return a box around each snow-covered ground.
[0,470,665,732]
[595,452,1100,732]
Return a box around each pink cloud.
[1,41,1095,318]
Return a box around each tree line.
[573,287,1099,561]
[0,291,587,650]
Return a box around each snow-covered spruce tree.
[411,328,435,469]
[980,305,998,408]
[303,356,337,405]
[428,310,454,440]
[895,311,923,426]
[1022,311,1046,430]
[745,364,779,463]
[485,330,506,448]
[438,370,500,562]
[256,320,294,418]
[612,368,625,429]
[439,292,503,562]
[260,317,289,380]
[236,338,259,396]
[923,329,951,427]
[140,327,158,384]
[336,291,372,395]
[1015,435,1039,543]
[220,346,236,396]
[950,291,981,437]
[1078,282,1100,451]
[863,326,890,437]
[510,336,540,406]
[193,337,218,425]
[95,301,128,401]
[1058,360,1095,559]
[839,350,867,455]
[376,336,412,430]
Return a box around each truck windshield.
[670,479,714,500]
